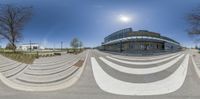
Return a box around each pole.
[53,43,55,52]
[30,40,32,52]
[61,41,63,51]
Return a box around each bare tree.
[0,4,32,51]
[187,6,200,43]
[70,38,79,50]
[79,41,83,49]
[5,43,15,50]
[70,38,83,53]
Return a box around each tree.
[0,35,2,49]
[79,41,83,48]
[70,38,79,52]
[0,4,32,51]
[70,38,83,53]
[5,43,16,50]
[78,41,83,51]
[187,6,200,43]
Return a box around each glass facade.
[104,41,164,52]
[104,28,179,45]
[102,28,181,52]
[104,28,132,43]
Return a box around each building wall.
[18,44,42,51]
[102,28,181,53]
[103,41,165,52]
[164,42,181,51]
[122,41,164,51]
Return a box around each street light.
[29,40,32,52]
[61,41,63,51]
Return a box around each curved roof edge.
[104,28,180,45]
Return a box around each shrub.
[54,53,61,56]
[0,52,37,64]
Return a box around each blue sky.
[0,0,200,48]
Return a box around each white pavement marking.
[111,52,180,61]
[99,54,185,75]
[191,55,200,79]
[91,54,189,95]
[106,53,181,65]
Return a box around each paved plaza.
[0,51,88,91]
[0,49,200,99]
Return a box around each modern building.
[17,43,44,51]
[101,28,181,53]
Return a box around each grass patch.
[0,52,38,64]
[67,48,84,54]
[54,52,61,56]
[0,48,85,64]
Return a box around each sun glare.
[119,15,131,23]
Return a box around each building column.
[120,41,123,53]
[103,45,105,51]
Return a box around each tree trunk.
[11,43,16,52]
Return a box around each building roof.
[104,28,180,45]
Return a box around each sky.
[0,0,200,48]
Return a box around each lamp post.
[29,40,32,52]
[53,43,55,52]
[61,41,63,51]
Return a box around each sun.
[119,15,131,23]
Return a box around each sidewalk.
[190,49,200,82]
[192,49,200,68]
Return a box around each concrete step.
[15,67,78,85]
[2,64,28,78]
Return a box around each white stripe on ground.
[91,54,189,95]
[191,55,200,79]
[99,54,184,75]
[106,53,181,65]
[111,52,180,61]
